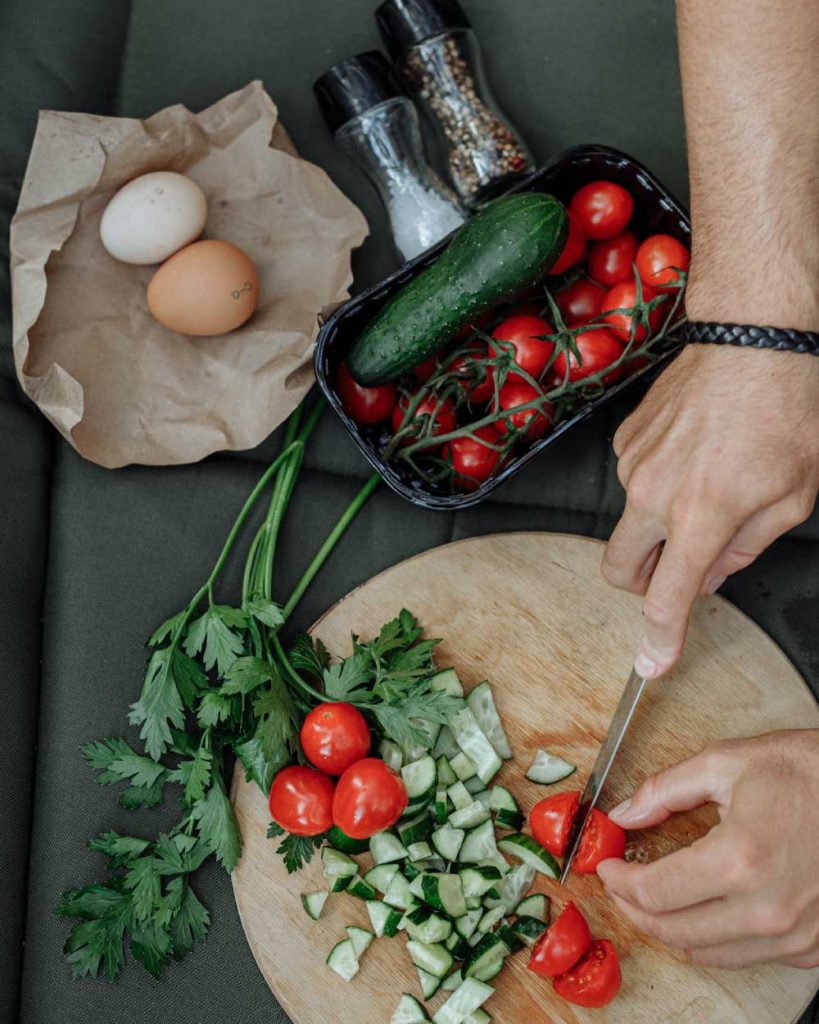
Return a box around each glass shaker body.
[335,96,466,261]
[397,27,534,207]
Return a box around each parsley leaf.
[267,825,326,874]
[82,738,167,789]
[192,776,242,872]
[220,655,275,696]
[168,743,213,804]
[147,611,187,648]
[322,649,372,701]
[234,734,289,793]
[124,857,162,923]
[165,877,210,960]
[289,634,331,677]
[184,607,246,676]
[129,917,172,978]
[172,649,207,710]
[86,832,150,868]
[63,901,130,981]
[196,691,235,729]
[245,597,285,629]
[128,648,186,761]
[118,777,167,810]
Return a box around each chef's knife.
[559,668,649,883]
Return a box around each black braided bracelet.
[680,321,819,356]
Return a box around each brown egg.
[147,239,259,336]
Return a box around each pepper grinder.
[314,51,466,262]
[376,0,534,207]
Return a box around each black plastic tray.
[314,144,690,510]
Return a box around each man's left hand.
[597,730,819,968]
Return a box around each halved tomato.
[573,808,627,874]
[528,901,592,979]
[530,791,580,857]
[553,939,622,1008]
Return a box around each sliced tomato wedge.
[573,808,627,874]
[530,791,580,857]
[553,939,622,1008]
[528,901,592,979]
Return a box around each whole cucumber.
[347,192,567,386]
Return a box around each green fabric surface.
[0,1,816,1023]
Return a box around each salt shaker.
[376,0,534,207]
[314,51,466,262]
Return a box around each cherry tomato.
[553,327,624,384]
[332,758,408,839]
[573,808,627,873]
[447,343,495,404]
[412,355,438,383]
[556,278,605,326]
[528,901,592,979]
[490,315,554,383]
[268,765,334,837]
[391,392,458,442]
[553,939,622,1008]
[495,381,553,440]
[548,210,586,275]
[602,280,665,343]
[444,425,504,489]
[453,309,493,342]
[300,702,371,776]
[636,233,690,292]
[530,791,580,857]
[336,362,397,426]
[587,230,638,287]
[569,181,633,240]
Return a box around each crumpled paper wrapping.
[10,80,368,467]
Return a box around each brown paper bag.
[10,81,368,467]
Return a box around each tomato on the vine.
[574,809,627,873]
[553,327,623,384]
[556,278,605,326]
[453,309,493,342]
[336,362,397,426]
[636,233,690,291]
[447,343,495,404]
[490,315,554,383]
[602,280,664,343]
[553,939,622,1008]
[391,392,457,442]
[444,425,504,489]
[268,765,334,837]
[300,702,371,776]
[528,901,592,979]
[332,758,408,839]
[548,210,586,275]
[530,790,580,857]
[569,181,633,240]
[587,230,638,287]
[495,381,553,440]
[412,355,438,383]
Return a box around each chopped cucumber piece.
[442,968,464,992]
[488,785,519,815]
[398,812,434,846]
[433,726,460,760]
[458,820,497,864]
[370,831,409,865]
[300,891,329,920]
[326,938,359,981]
[327,825,369,855]
[430,668,464,697]
[330,874,353,893]
[510,915,547,947]
[434,788,449,824]
[464,1011,491,1024]
[477,906,505,934]
[422,872,467,918]
[432,978,494,1024]
[364,863,399,893]
[431,823,465,861]
[463,777,486,795]
[449,801,491,830]
[415,856,446,873]
[494,808,524,831]
[496,924,523,954]
[402,756,437,801]
[408,874,426,902]
[407,940,454,978]
[392,994,430,1024]
[346,925,374,957]
[466,682,512,760]
[407,841,434,862]
[379,738,404,772]
[499,863,536,913]
[347,875,377,901]
[515,893,548,921]
[447,781,473,811]
[321,847,358,878]
[367,899,403,937]
[384,870,415,909]
[463,934,508,980]
[417,967,442,1000]
[465,895,482,910]
[445,931,470,960]
[525,749,576,785]
[478,853,510,875]
[473,789,492,809]
[459,866,502,899]
[496,834,559,879]
[435,755,457,787]
[449,751,477,782]
[448,707,502,785]
[454,908,482,941]
[405,906,453,944]
[403,861,421,882]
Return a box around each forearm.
[677,0,819,328]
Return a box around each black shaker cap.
[313,50,403,133]
[376,0,470,60]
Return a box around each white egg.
[99,171,208,265]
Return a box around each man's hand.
[597,730,819,969]
[602,345,819,678]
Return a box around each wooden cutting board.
[231,533,819,1024]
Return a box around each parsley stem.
[272,633,327,703]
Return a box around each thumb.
[608,748,730,829]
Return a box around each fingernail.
[634,650,657,678]
[608,798,633,824]
[706,574,727,595]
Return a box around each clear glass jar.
[335,96,466,261]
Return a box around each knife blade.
[559,667,649,883]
